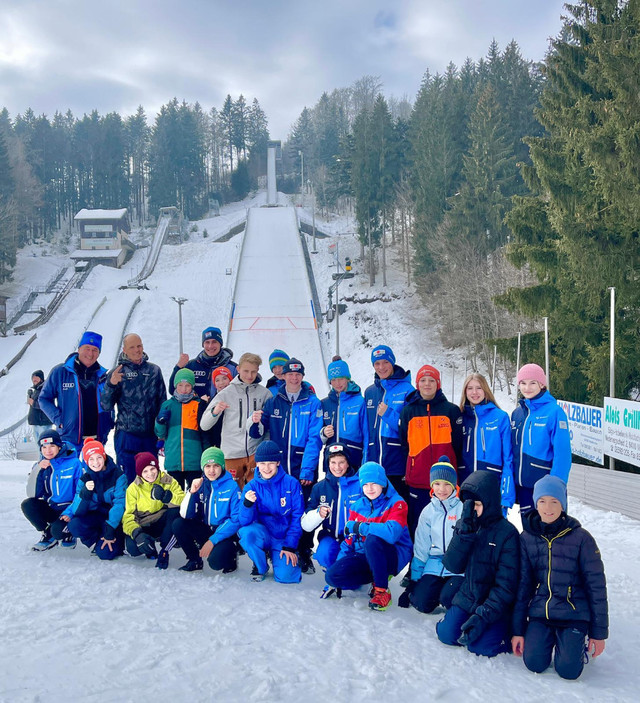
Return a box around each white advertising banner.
[557,399,604,465]
[604,397,640,467]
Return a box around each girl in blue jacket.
[172,446,241,573]
[320,360,368,468]
[238,441,305,583]
[62,438,127,560]
[21,430,83,551]
[324,462,412,611]
[400,457,464,613]
[511,364,572,513]
[301,443,361,579]
[458,373,515,511]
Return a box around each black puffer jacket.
[513,511,608,639]
[27,380,50,425]
[168,347,238,396]
[443,471,520,623]
[101,353,166,437]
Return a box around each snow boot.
[399,572,412,589]
[32,533,58,551]
[251,564,267,582]
[320,585,342,599]
[300,554,316,575]
[369,586,392,611]
[179,558,203,572]
[155,549,170,570]
[60,534,77,549]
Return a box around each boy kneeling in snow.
[324,462,412,611]
[238,440,304,583]
[21,430,83,551]
[62,438,128,560]
[512,476,608,679]
[300,443,361,592]
[436,471,519,656]
[172,447,241,573]
[122,452,184,568]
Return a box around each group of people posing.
[22,326,608,680]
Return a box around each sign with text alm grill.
[604,397,640,468]
[557,399,604,465]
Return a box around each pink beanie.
[517,363,547,387]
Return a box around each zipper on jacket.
[239,399,243,429]
[566,586,576,611]
[518,404,530,486]
[377,386,386,461]
[480,427,486,454]
[543,527,572,619]
[337,395,341,441]
[286,402,293,475]
[335,483,342,540]
[473,407,478,472]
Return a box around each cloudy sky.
[0,0,567,137]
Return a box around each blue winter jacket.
[321,382,368,467]
[460,401,515,508]
[239,466,305,550]
[249,383,323,482]
[411,491,463,580]
[180,470,241,545]
[511,390,572,489]
[301,468,362,541]
[35,444,83,510]
[39,353,114,447]
[364,366,413,475]
[339,463,412,569]
[63,456,127,530]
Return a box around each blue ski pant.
[238,523,301,584]
[315,535,341,570]
[68,512,124,560]
[325,534,398,590]
[523,620,588,680]
[437,605,510,657]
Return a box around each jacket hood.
[229,372,263,388]
[522,510,581,537]
[328,380,362,400]
[430,490,461,510]
[459,470,502,524]
[375,365,410,387]
[197,346,234,368]
[85,455,119,480]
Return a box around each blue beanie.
[430,456,457,488]
[202,326,223,346]
[533,475,567,512]
[79,330,102,352]
[328,360,350,380]
[371,345,395,367]
[358,461,388,488]
[255,440,282,464]
[269,349,290,370]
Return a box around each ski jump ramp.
[228,207,328,395]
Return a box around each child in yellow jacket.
[122,452,184,568]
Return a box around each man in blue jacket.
[39,331,113,453]
[364,345,413,499]
[238,441,305,583]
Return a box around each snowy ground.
[0,459,636,702]
[1,190,638,700]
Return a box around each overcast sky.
[0,0,567,138]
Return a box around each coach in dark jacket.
[436,471,520,657]
[101,333,166,483]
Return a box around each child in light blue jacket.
[400,457,464,613]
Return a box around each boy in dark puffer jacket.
[436,471,519,657]
[512,476,608,679]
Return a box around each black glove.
[102,523,116,541]
[457,499,478,535]
[134,531,158,558]
[458,614,486,646]
[344,521,362,538]
[151,485,172,503]
[155,549,170,570]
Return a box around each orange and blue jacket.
[399,389,463,490]
[155,396,207,472]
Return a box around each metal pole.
[516,331,521,375]
[171,297,187,355]
[312,191,317,253]
[451,363,455,399]
[335,241,340,357]
[609,287,616,470]
[492,345,497,392]
[543,317,549,390]
[298,151,304,206]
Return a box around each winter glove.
[134,531,158,558]
[102,523,116,541]
[151,485,172,503]
[344,521,362,538]
[155,549,170,570]
[456,499,478,535]
[458,614,486,646]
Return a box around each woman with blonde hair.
[458,373,514,512]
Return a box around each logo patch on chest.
[280,497,286,507]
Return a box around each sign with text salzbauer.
[604,397,640,467]
[557,399,604,465]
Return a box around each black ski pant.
[21,498,67,540]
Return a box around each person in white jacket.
[200,353,271,488]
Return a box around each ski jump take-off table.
[227,204,328,396]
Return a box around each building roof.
[70,249,123,259]
[74,208,128,221]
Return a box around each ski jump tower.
[266,140,281,205]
